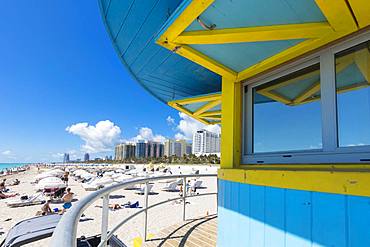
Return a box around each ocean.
[0,163,25,171]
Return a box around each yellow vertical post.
[221,76,242,168]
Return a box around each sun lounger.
[6,192,45,208]
[136,184,153,195]
[123,201,139,208]
[162,182,179,192]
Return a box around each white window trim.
[242,30,370,164]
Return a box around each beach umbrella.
[37,177,65,190]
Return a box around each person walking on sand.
[63,171,69,186]
[61,188,74,214]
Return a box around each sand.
[0,166,217,247]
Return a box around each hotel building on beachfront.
[114,143,136,160]
[164,139,191,157]
[192,129,220,156]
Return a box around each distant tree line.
[70,154,220,165]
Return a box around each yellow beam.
[175,23,334,45]
[219,168,370,197]
[159,41,237,79]
[354,49,370,82]
[347,0,370,28]
[193,99,221,116]
[156,0,237,79]
[168,93,221,106]
[221,78,242,169]
[168,102,210,125]
[237,33,349,82]
[292,82,320,104]
[199,110,221,117]
[314,0,358,32]
[202,116,221,120]
[257,90,292,105]
[157,0,214,43]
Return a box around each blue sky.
[0,1,220,163]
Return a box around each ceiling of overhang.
[98,0,221,104]
[99,0,370,124]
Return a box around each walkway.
[142,216,217,247]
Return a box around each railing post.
[182,177,186,221]
[101,194,109,247]
[143,182,149,241]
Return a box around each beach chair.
[6,192,45,208]
[162,182,179,192]
[136,184,153,195]
[123,201,139,208]
[192,180,203,188]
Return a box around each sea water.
[0,163,25,172]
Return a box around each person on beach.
[0,191,18,199]
[40,200,52,216]
[61,188,74,214]
[0,179,7,192]
[63,171,69,186]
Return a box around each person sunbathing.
[40,200,52,216]
[0,191,18,199]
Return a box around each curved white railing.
[50,174,217,247]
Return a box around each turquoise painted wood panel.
[217,179,370,247]
[238,183,250,246]
[249,186,265,246]
[347,196,370,247]
[285,190,312,247]
[312,193,346,247]
[99,0,221,103]
[264,187,285,247]
[187,0,327,31]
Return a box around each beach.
[0,165,217,247]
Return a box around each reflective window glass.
[336,41,370,147]
[253,64,322,153]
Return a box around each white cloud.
[132,127,166,143]
[66,120,121,153]
[175,112,221,140]
[1,150,12,155]
[166,116,175,125]
[51,153,65,158]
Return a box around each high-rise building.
[123,144,136,159]
[84,153,90,162]
[186,143,192,155]
[149,142,164,158]
[115,144,124,160]
[135,140,148,158]
[115,143,136,160]
[164,139,189,157]
[63,153,70,163]
[192,129,221,155]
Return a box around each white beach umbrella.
[37,177,65,190]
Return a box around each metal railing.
[50,174,217,247]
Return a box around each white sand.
[0,166,217,247]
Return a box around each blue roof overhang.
[99,0,370,124]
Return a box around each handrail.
[50,174,217,247]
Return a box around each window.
[335,41,370,147]
[253,64,322,153]
[243,31,370,164]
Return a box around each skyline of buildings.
[62,129,220,162]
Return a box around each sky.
[0,1,220,163]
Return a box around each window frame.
[242,30,370,164]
